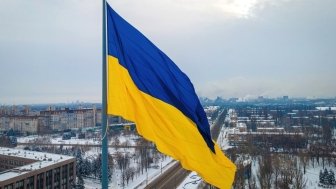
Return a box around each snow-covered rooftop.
[316,106,336,111]
[0,147,75,181]
[237,123,247,128]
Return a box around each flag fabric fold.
[106,3,236,188]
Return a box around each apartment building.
[0,106,102,133]
[40,108,98,131]
[0,116,40,134]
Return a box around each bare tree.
[112,136,120,146]
[278,155,295,189]
[115,152,130,171]
[135,138,152,174]
[248,176,257,189]
[273,155,281,188]
[120,170,126,188]
[299,151,308,174]
[257,155,273,189]
[233,163,245,189]
[125,167,136,184]
[121,139,130,147]
[293,168,307,189]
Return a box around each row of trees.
[74,135,166,188]
[234,154,307,189]
[75,149,113,189]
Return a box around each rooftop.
[0,147,74,181]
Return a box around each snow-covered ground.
[177,172,202,189]
[15,112,335,189]
[130,158,174,189]
[303,162,335,188]
[249,155,335,189]
[176,113,336,189]
[18,135,102,145]
[316,107,336,111]
[84,157,174,189]
[17,133,174,189]
[218,126,234,150]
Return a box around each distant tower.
[283,96,289,100]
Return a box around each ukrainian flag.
[106,3,236,188]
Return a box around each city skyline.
[1,0,335,104]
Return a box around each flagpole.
[101,0,108,188]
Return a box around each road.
[143,162,190,189]
[144,109,227,189]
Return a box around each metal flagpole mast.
[102,0,108,188]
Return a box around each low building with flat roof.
[0,147,75,189]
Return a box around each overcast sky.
[0,0,335,104]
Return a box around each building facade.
[40,108,99,131]
[0,116,40,134]
[0,148,76,189]
[0,106,102,133]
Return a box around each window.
[69,163,74,184]
[61,165,68,189]
[4,184,13,189]
[37,173,44,189]
[15,180,24,189]
[54,167,60,189]
[26,176,34,189]
[46,170,53,189]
